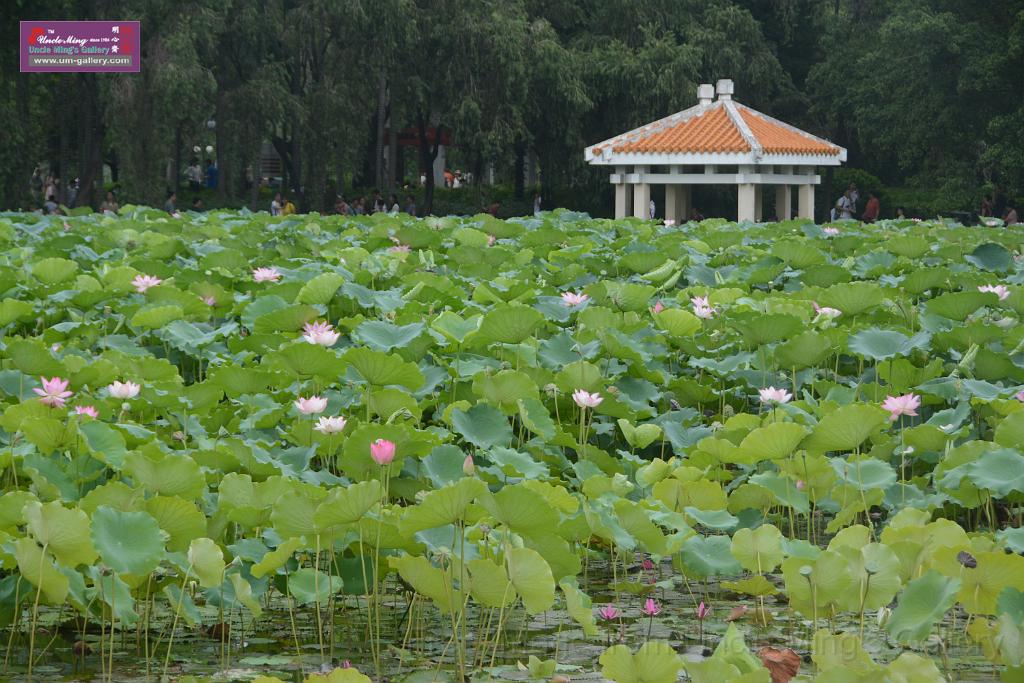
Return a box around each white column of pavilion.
[586,80,845,223]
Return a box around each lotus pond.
[1,208,1023,683]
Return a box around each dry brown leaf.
[757,646,800,683]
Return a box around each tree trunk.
[375,72,387,191]
[173,124,182,196]
[58,97,70,205]
[76,74,105,208]
[215,87,226,200]
[387,114,398,193]
[417,111,441,215]
[514,139,525,199]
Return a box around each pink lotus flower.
[33,376,72,408]
[302,321,340,346]
[882,393,920,421]
[74,405,99,419]
[641,558,655,571]
[978,284,1010,301]
[652,301,665,314]
[795,479,805,490]
[561,292,589,307]
[598,604,619,621]
[342,660,352,669]
[823,227,839,236]
[1017,390,1024,402]
[813,302,842,319]
[759,387,792,404]
[487,234,496,247]
[294,396,328,415]
[200,295,217,306]
[691,296,716,319]
[572,389,603,408]
[132,274,162,293]
[463,454,475,476]
[370,438,396,466]
[696,601,710,620]
[313,415,347,434]
[642,598,662,617]
[107,380,140,399]
[252,267,282,283]
[389,244,411,254]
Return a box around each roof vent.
[716,79,734,101]
[697,83,714,106]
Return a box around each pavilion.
[584,80,846,222]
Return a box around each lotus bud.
[462,454,475,476]
[172,430,186,442]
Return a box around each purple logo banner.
[20,21,140,73]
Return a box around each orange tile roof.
[613,107,749,154]
[595,102,841,157]
[738,108,840,156]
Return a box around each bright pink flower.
[132,274,162,293]
[313,416,347,434]
[978,284,1010,301]
[697,601,710,620]
[642,598,661,617]
[598,604,619,621]
[759,387,792,404]
[33,376,72,407]
[294,396,328,415]
[463,454,475,476]
[561,292,589,307]
[252,267,282,283]
[652,301,665,314]
[370,438,396,466]
[302,321,340,346]
[107,380,140,399]
[75,405,99,419]
[341,660,352,669]
[572,389,603,408]
[883,393,920,421]
[641,558,655,571]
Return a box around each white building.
[585,79,846,222]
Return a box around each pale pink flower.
[795,479,805,491]
[201,295,217,306]
[33,376,72,408]
[487,234,496,247]
[561,292,589,307]
[664,219,676,227]
[642,598,661,617]
[313,415,347,434]
[252,267,282,283]
[389,244,411,254]
[370,438,396,466]
[294,396,328,415]
[302,321,340,346]
[572,389,603,409]
[813,301,842,319]
[882,393,920,421]
[652,301,665,314]
[697,601,710,620]
[132,274,162,293]
[598,604,619,621]
[342,661,352,669]
[63,221,71,231]
[691,295,716,319]
[978,285,1010,301]
[74,405,99,419]
[823,227,840,236]
[463,454,475,476]
[1016,390,1024,402]
[107,380,140,399]
[51,343,61,353]
[759,387,792,404]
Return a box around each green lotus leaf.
[654,309,701,338]
[23,500,97,567]
[733,422,808,464]
[817,281,885,316]
[965,242,1012,272]
[467,557,515,608]
[287,567,342,605]
[0,298,35,326]
[475,305,543,345]
[144,495,206,552]
[886,569,961,644]
[730,313,804,347]
[507,546,555,614]
[517,397,556,440]
[124,451,206,500]
[926,291,998,321]
[560,579,599,636]
[295,272,345,305]
[618,420,663,449]
[803,404,888,453]
[731,524,784,573]
[774,330,834,370]
[251,537,303,578]
[352,320,426,352]
[848,328,930,360]
[479,484,558,535]
[78,420,128,469]
[451,402,513,449]
[33,257,78,284]
[430,311,481,344]
[91,506,166,576]
[264,343,347,380]
[131,304,184,329]
[13,538,69,604]
[314,479,384,528]
[678,534,741,577]
[831,457,897,491]
[7,338,65,377]
[391,554,460,612]
[958,551,1024,615]
[343,346,424,389]
[188,537,225,588]
[253,303,320,334]
[599,641,682,683]
[812,630,879,676]
[399,477,485,535]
